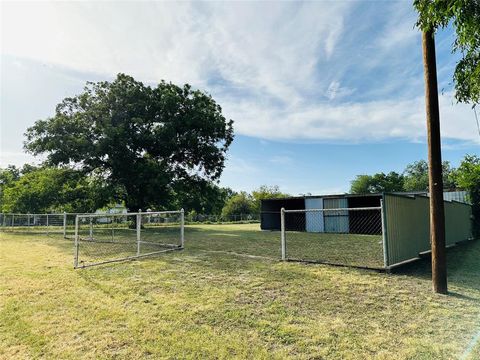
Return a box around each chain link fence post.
[89,217,93,240]
[63,212,67,239]
[281,207,286,260]
[136,210,142,256]
[180,208,185,248]
[74,215,79,268]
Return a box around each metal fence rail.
[185,213,260,224]
[0,212,80,238]
[74,210,185,268]
[281,206,386,270]
[1,195,474,272]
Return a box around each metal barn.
[261,193,382,234]
[264,192,473,270]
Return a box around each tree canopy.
[452,155,480,236]
[350,172,405,194]
[24,74,234,211]
[171,180,235,215]
[403,160,456,191]
[0,166,108,213]
[251,185,289,213]
[350,160,460,194]
[414,0,480,105]
[221,192,255,218]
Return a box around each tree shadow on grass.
[391,239,480,294]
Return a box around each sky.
[1,1,479,196]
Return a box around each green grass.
[73,223,384,269]
[1,223,480,359]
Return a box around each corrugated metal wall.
[444,201,472,245]
[384,194,473,267]
[443,190,470,204]
[323,198,349,233]
[305,198,324,232]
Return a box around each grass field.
[1,223,480,359]
[71,223,384,269]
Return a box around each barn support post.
[380,198,389,271]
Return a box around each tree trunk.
[422,30,447,294]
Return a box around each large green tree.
[251,185,289,213]
[350,172,405,194]
[414,0,480,105]
[24,74,234,211]
[403,160,456,191]
[452,154,480,236]
[0,165,21,210]
[221,192,255,219]
[172,179,235,215]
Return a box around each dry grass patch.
[1,224,480,359]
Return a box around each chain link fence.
[281,206,386,270]
[185,213,260,224]
[0,213,79,238]
[74,210,184,268]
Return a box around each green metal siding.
[445,201,473,245]
[384,194,472,267]
[323,198,349,233]
[384,194,430,267]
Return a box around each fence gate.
[74,210,184,268]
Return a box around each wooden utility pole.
[422,30,447,294]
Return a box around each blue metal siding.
[305,198,324,232]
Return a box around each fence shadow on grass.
[5,225,479,295]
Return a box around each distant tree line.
[350,155,480,237]
[0,165,287,218]
[0,165,109,213]
[350,157,476,194]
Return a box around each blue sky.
[1,1,479,195]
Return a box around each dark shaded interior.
[261,198,305,231]
[347,195,382,235]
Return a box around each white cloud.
[269,155,293,165]
[1,1,478,147]
[375,4,419,52]
[223,155,259,175]
[223,92,480,144]
[0,151,41,167]
[326,81,355,100]
[1,1,349,102]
